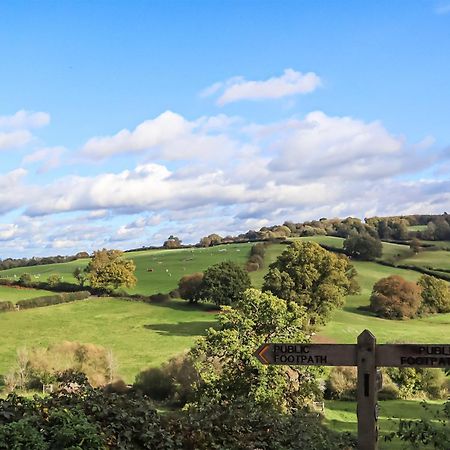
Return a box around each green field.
[401,249,450,271]
[0,285,55,303]
[0,297,216,383]
[0,258,90,284]
[408,225,427,232]
[324,400,445,449]
[0,245,253,296]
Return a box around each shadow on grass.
[145,299,219,314]
[144,320,217,336]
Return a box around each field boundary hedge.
[11,291,91,311]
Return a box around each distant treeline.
[0,252,90,272]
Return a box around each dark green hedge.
[0,301,14,312]
[16,291,91,310]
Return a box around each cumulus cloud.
[0,130,33,150]
[0,110,50,129]
[201,69,321,106]
[81,110,242,160]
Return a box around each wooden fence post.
[357,330,378,450]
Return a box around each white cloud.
[81,110,241,160]
[202,69,321,106]
[0,130,33,150]
[22,146,66,172]
[0,110,50,129]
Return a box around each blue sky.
[0,0,449,257]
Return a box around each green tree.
[196,261,251,306]
[418,274,450,314]
[409,237,421,254]
[73,267,87,287]
[86,249,137,291]
[190,288,320,412]
[343,232,382,260]
[262,241,352,326]
[47,273,62,288]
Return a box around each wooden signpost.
[254,330,450,450]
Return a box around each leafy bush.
[47,273,62,288]
[370,275,422,319]
[418,274,450,314]
[147,292,171,303]
[178,272,204,302]
[325,366,357,400]
[386,367,447,399]
[135,353,198,406]
[8,341,118,389]
[0,301,14,312]
[18,273,32,286]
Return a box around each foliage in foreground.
[0,371,355,450]
[386,401,450,450]
[190,288,321,412]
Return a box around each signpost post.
[254,330,450,450]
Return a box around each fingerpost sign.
[254,330,450,450]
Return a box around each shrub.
[147,292,171,303]
[18,273,32,286]
[134,367,173,400]
[370,275,422,319]
[325,366,357,400]
[386,367,447,399]
[134,353,198,406]
[418,274,450,314]
[0,301,14,312]
[245,262,260,272]
[178,272,204,302]
[47,274,62,288]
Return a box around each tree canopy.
[195,261,251,306]
[262,241,353,326]
[86,249,137,291]
[190,288,320,412]
[418,274,450,314]
[343,232,382,260]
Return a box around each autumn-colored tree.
[370,275,422,319]
[262,241,353,326]
[418,274,450,314]
[86,249,136,291]
[178,272,204,303]
[163,235,182,249]
[198,234,223,247]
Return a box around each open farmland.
[0,285,55,303]
[400,249,450,271]
[0,297,216,383]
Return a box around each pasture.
[0,297,216,383]
[400,249,450,272]
[0,285,55,303]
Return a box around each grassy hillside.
[400,249,450,271]
[0,297,216,383]
[0,285,55,304]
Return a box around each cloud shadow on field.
[143,321,217,337]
